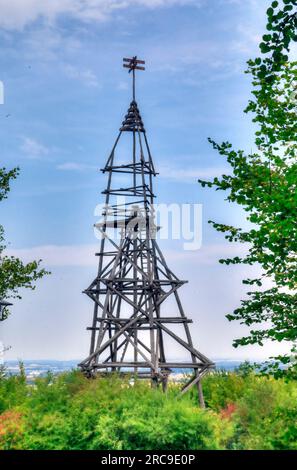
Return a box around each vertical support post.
[152,240,207,408]
[132,68,135,101]
[133,232,138,374]
[198,381,205,409]
[89,133,121,355]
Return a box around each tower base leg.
[162,377,168,392]
[197,380,205,408]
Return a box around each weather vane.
[123,56,145,101]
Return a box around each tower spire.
[123,56,145,101]
[79,57,214,406]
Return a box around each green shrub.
[22,412,72,450]
[0,366,27,414]
[231,376,297,449]
[0,410,25,450]
[202,371,249,410]
[87,394,227,450]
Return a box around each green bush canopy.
[0,368,297,450]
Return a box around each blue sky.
[1,0,289,361]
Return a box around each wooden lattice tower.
[79,57,214,405]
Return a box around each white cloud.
[5,241,247,268]
[20,137,49,159]
[23,27,82,62]
[158,164,231,183]
[63,64,99,87]
[5,244,98,267]
[230,23,261,55]
[56,162,97,171]
[164,242,250,265]
[0,0,201,30]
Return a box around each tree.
[199,0,297,377]
[0,167,48,320]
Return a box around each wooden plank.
[123,64,145,71]
[123,58,145,64]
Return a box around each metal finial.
[123,56,145,101]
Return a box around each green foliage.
[0,369,230,450]
[198,0,297,377]
[0,167,49,319]
[202,371,249,411]
[0,410,25,450]
[231,376,297,449]
[0,367,296,450]
[88,395,221,450]
[0,167,19,202]
[0,363,27,414]
[202,367,297,450]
